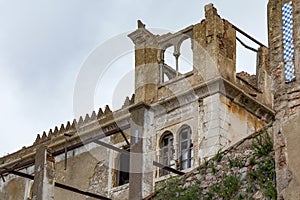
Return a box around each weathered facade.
[1,2,298,199]
[268,0,300,199]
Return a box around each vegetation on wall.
[150,130,276,200]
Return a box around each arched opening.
[162,46,177,83]
[164,46,176,68]
[178,38,193,74]
[160,37,194,83]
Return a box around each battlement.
[34,94,135,145]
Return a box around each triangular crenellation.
[97,108,104,118]
[104,105,111,114]
[83,114,90,123]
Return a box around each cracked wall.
[268,0,300,199]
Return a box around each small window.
[118,150,130,186]
[159,132,175,176]
[179,126,193,170]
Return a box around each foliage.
[248,131,277,199]
[154,176,184,200]
[213,149,223,162]
[209,174,242,199]
[228,157,244,168]
[252,129,273,157]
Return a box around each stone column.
[32,146,55,200]
[128,21,160,105]
[129,103,154,200]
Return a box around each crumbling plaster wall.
[199,93,264,160]
[0,144,112,200]
[153,91,264,178]
[0,166,34,200]
[54,145,110,200]
[0,177,27,200]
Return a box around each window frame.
[159,131,175,176]
[178,125,193,170]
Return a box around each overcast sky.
[0,0,268,155]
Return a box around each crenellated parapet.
[34,94,135,144]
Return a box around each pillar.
[32,146,55,200]
[128,20,160,105]
[129,103,154,200]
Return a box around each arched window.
[179,125,193,170]
[159,131,175,176]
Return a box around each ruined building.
[0,1,300,200]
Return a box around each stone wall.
[268,0,300,198]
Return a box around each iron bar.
[52,124,130,157]
[10,170,33,179]
[153,162,185,175]
[0,158,35,175]
[232,24,266,47]
[236,36,258,53]
[119,130,130,146]
[10,170,111,200]
[93,140,185,176]
[55,182,111,200]
[1,174,5,182]
[94,140,129,155]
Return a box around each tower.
[268,0,300,198]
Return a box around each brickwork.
[268,0,300,199]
